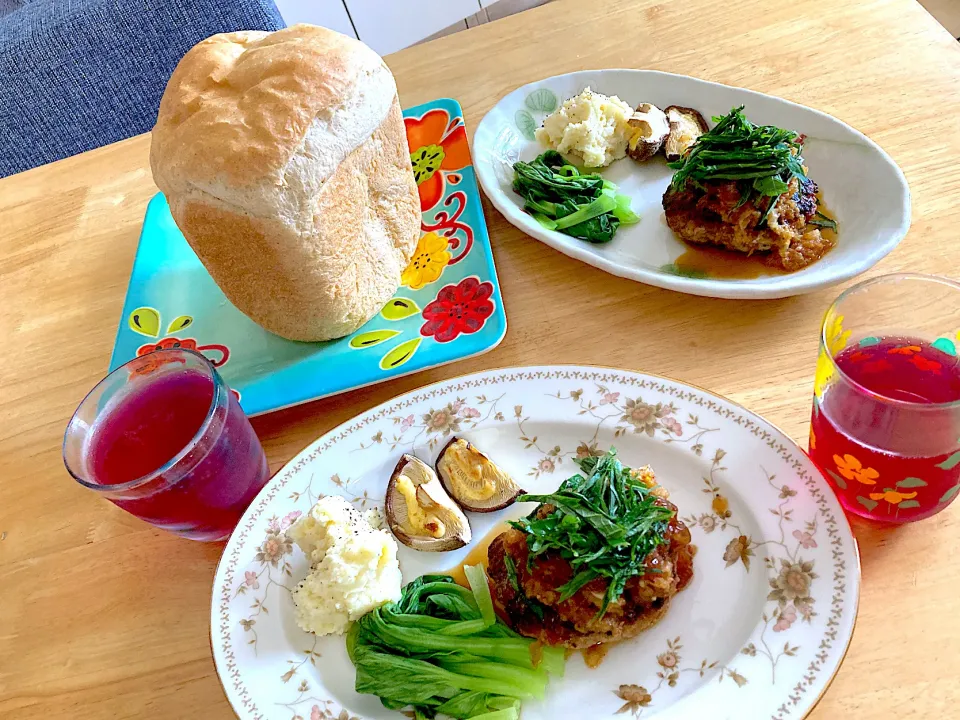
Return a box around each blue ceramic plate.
[109,98,506,416]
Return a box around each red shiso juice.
[809,337,960,522]
[83,363,269,540]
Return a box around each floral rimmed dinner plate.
[109,98,505,416]
[211,366,860,720]
[473,69,910,299]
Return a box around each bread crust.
[167,99,419,341]
[150,25,421,341]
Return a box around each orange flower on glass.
[868,489,918,504]
[405,109,471,212]
[833,454,879,485]
[910,355,942,373]
[888,345,922,355]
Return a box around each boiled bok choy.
[347,566,564,719]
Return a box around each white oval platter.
[212,366,860,720]
[472,69,910,299]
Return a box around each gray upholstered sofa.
[0,0,285,177]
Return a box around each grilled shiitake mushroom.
[626,103,670,162]
[386,454,471,551]
[435,437,523,512]
[663,105,709,161]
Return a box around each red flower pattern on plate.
[133,338,239,400]
[420,277,494,343]
[136,337,231,367]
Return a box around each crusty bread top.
[150,24,396,195]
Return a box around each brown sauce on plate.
[672,244,785,280]
[668,194,838,280]
[583,643,611,668]
[444,523,509,588]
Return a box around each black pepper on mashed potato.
[534,88,636,168]
[288,495,402,636]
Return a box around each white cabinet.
[343,0,482,55]
[273,0,357,38]
[483,0,550,21]
[271,0,552,54]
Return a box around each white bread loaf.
[150,24,421,342]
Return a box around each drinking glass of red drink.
[63,348,270,540]
[809,273,960,523]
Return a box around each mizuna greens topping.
[512,150,639,243]
[510,449,674,618]
[347,568,564,720]
[667,105,835,229]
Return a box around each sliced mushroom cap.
[626,103,670,162]
[386,454,471,551]
[663,106,709,161]
[436,437,524,512]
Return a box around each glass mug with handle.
[63,348,270,540]
[809,273,960,523]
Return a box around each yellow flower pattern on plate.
[401,232,451,290]
[833,453,879,485]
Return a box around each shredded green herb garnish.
[503,553,547,620]
[510,449,673,618]
[808,210,838,231]
[668,106,835,230]
[504,554,521,592]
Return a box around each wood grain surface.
[2,0,959,717]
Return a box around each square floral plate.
[212,365,860,720]
[109,98,505,416]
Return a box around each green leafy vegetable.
[807,210,838,231]
[510,449,673,618]
[465,564,497,627]
[667,106,836,230]
[348,570,564,719]
[512,151,639,244]
[501,553,548,621]
[503,554,520,592]
[437,692,520,719]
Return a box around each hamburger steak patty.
[663,176,834,272]
[487,500,695,649]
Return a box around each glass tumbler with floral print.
[809,274,960,522]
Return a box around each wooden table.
[2,0,959,716]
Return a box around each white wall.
[272,0,553,54]
[272,0,357,38]
[345,0,482,55]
